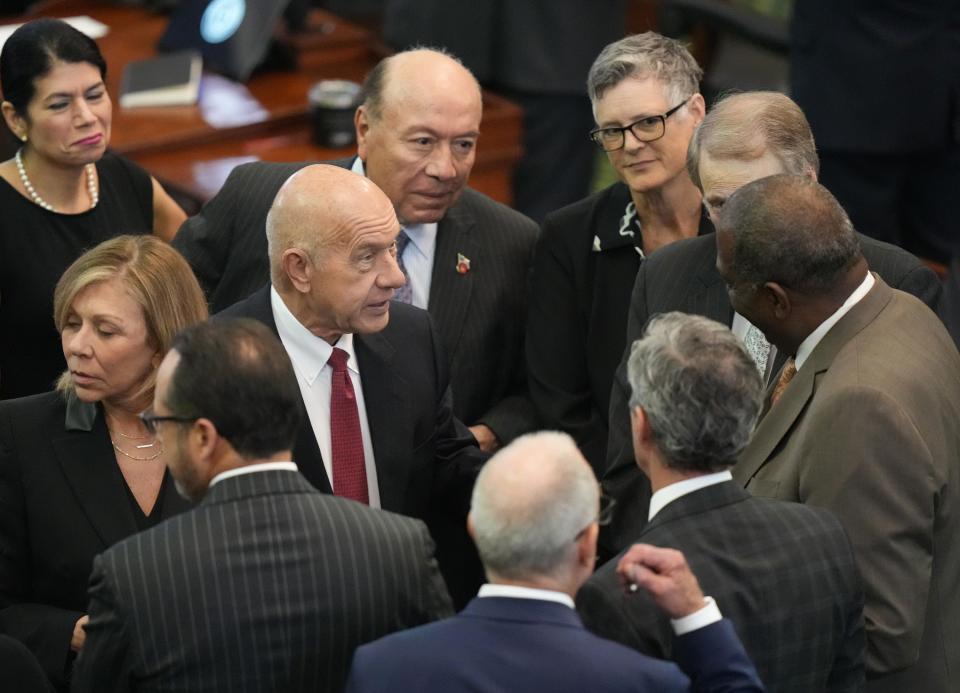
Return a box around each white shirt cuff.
[670,596,722,635]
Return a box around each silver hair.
[470,431,598,581]
[587,32,702,109]
[627,312,762,472]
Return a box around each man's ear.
[763,282,792,319]
[577,523,599,568]
[355,106,370,161]
[281,248,313,294]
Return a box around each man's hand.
[469,424,500,453]
[616,544,706,619]
[71,614,90,652]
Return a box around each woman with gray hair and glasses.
[526,32,709,474]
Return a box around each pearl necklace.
[14,148,99,212]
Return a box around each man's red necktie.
[328,347,369,504]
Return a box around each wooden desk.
[30,2,522,207]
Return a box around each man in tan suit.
[717,174,960,692]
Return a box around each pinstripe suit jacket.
[578,481,865,693]
[219,287,488,608]
[172,159,538,443]
[71,469,454,693]
[600,232,943,559]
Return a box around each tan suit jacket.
[734,276,960,692]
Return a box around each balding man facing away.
[346,432,764,693]
[219,164,486,592]
[579,312,864,692]
[719,175,960,692]
[72,319,453,693]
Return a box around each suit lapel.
[735,276,894,485]
[53,407,137,549]
[428,206,478,359]
[690,238,734,325]
[354,330,408,512]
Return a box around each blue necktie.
[394,228,413,304]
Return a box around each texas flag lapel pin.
[456,253,471,274]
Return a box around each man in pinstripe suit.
[578,312,864,692]
[71,319,453,693]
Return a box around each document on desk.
[0,15,109,51]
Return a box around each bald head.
[266,164,397,287]
[362,48,481,123]
[689,91,819,191]
[356,49,482,225]
[470,432,598,582]
[718,174,861,296]
[265,164,404,343]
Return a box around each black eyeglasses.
[589,98,690,152]
[574,493,617,541]
[140,408,199,435]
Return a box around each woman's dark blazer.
[0,391,191,689]
[526,182,712,473]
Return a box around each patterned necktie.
[328,348,368,504]
[743,324,771,377]
[394,229,413,304]
[770,358,798,407]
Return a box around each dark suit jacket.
[579,481,864,692]
[791,0,960,153]
[526,183,712,473]
[0,634,54,693]
[220,287,487,607]
[71,469,454,693]
[733,279,960,692]
[172,159,538,442]
[0,392,190,690]
[346,596,764,692]
[219,286,485,519]
[601,232,943,558]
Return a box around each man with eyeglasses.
[346,430,764,693]
[526,32,710,475]
[73,318,454,693]
[578,312,865,692]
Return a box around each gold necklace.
[106,415,157,448]
[111,438,164,461]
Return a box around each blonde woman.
[0,235,207,691]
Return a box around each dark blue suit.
[346,596,764,692]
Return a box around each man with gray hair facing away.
[579,312,864,692]
[346,431,764,692]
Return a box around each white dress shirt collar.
[209,462,298,488]
[795,272,875,371]
[270,286,358,383]
[648,470,733,521]
[477,584,575,609]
